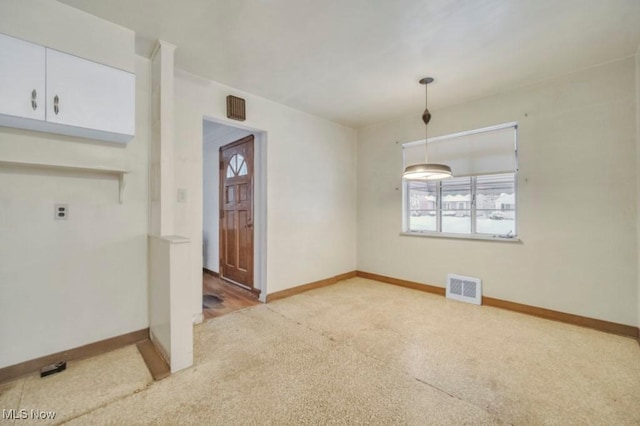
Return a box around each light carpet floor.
[1,277,639,425]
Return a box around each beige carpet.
[2,277,639,425]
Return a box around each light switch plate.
[177,188,187,203]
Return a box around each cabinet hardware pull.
[31,89,37,111]
[53,95,59,115]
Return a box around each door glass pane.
[238,160,248,176]
[441,177,471,234]
[476,173,516,236]
[234,154,244,172]
[407,180,437,232]
[226,154,247,177]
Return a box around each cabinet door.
[0,33,45,121]
[46,49,135,137]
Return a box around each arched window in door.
[226,153,248,178]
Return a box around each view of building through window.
[407,173,516,237]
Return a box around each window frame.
[401,123,519,242]
[403,173,518,241]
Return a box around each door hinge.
[220,210,224,219]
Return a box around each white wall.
[358,57,638,326]
[0,0,134,73]
[148,235,192,372]
[202,123,252,272]
[174,70,357,317]
[0,3,149,368]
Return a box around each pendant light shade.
[403,163,453,180]
[402,77,453,181]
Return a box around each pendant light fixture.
[402,77,453,180]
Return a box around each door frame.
[202,116,268,303]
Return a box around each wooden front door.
[219,135,254,289]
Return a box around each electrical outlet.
[55,204,68,220]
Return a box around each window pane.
[442,213,471,234]
[441,177,471,234]
[476,173,516,236]
[226,154,248,177]
[407,180,437,232]
[227,154,238,178]
[235,154,245,171]
[238,160,248,176]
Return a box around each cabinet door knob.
[31,89,37,111]
[54,95,59,115]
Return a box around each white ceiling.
[59,0,640,128]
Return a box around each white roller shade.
[403,123,517,177]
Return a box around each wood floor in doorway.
[202,273,259,319]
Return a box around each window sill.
[400,231,522,243]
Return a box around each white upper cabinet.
[0,33,45,121]
[46,49,135,139]
[0,33,135,144]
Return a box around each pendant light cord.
[424,81,429,164]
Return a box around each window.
[441,176,471,234]
[226,153,248,178]
[406,173,516,238]
[403,123,517,240]
[408,180,437,232]
[475,174,516,236]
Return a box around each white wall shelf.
[0,159,130,203]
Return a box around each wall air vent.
[226,95,246,121]
[446,274,482,305]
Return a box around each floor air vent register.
[446,274,482,305]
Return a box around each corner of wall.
[636,45,640,328]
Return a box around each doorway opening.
[202,270,259,319]
[202,119,267,319]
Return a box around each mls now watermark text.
[3,409,57,420]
